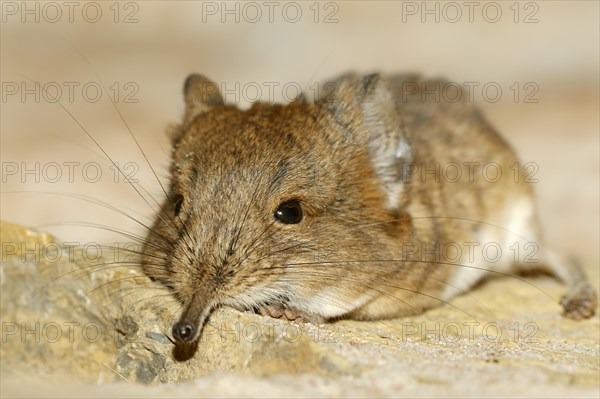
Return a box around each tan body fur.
[142,73,597,344]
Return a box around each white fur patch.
[304,288,371,318]
[442,196,537,300]
[395,137,411,159]
[369,136,411,210]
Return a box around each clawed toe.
[258,303,285,318]
[561,284,598,320]
[256,303,324,324]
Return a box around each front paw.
[257,303,325,324]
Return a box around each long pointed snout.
[172,295,211,344]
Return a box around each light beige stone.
[1,221,598,397]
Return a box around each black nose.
[172,321,195,343]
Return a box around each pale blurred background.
[1,1,598,264]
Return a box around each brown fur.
[142,73,597,344]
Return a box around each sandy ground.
[1,221,599,398]
[1,1,599,397]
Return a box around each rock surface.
[1,221,599,397]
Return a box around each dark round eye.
[274,200,303,224]
[173,194,184,217]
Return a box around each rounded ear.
[319,73,413,210]
[291,92,308,105]
[183,74,224,124]
[318,73,397,143]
